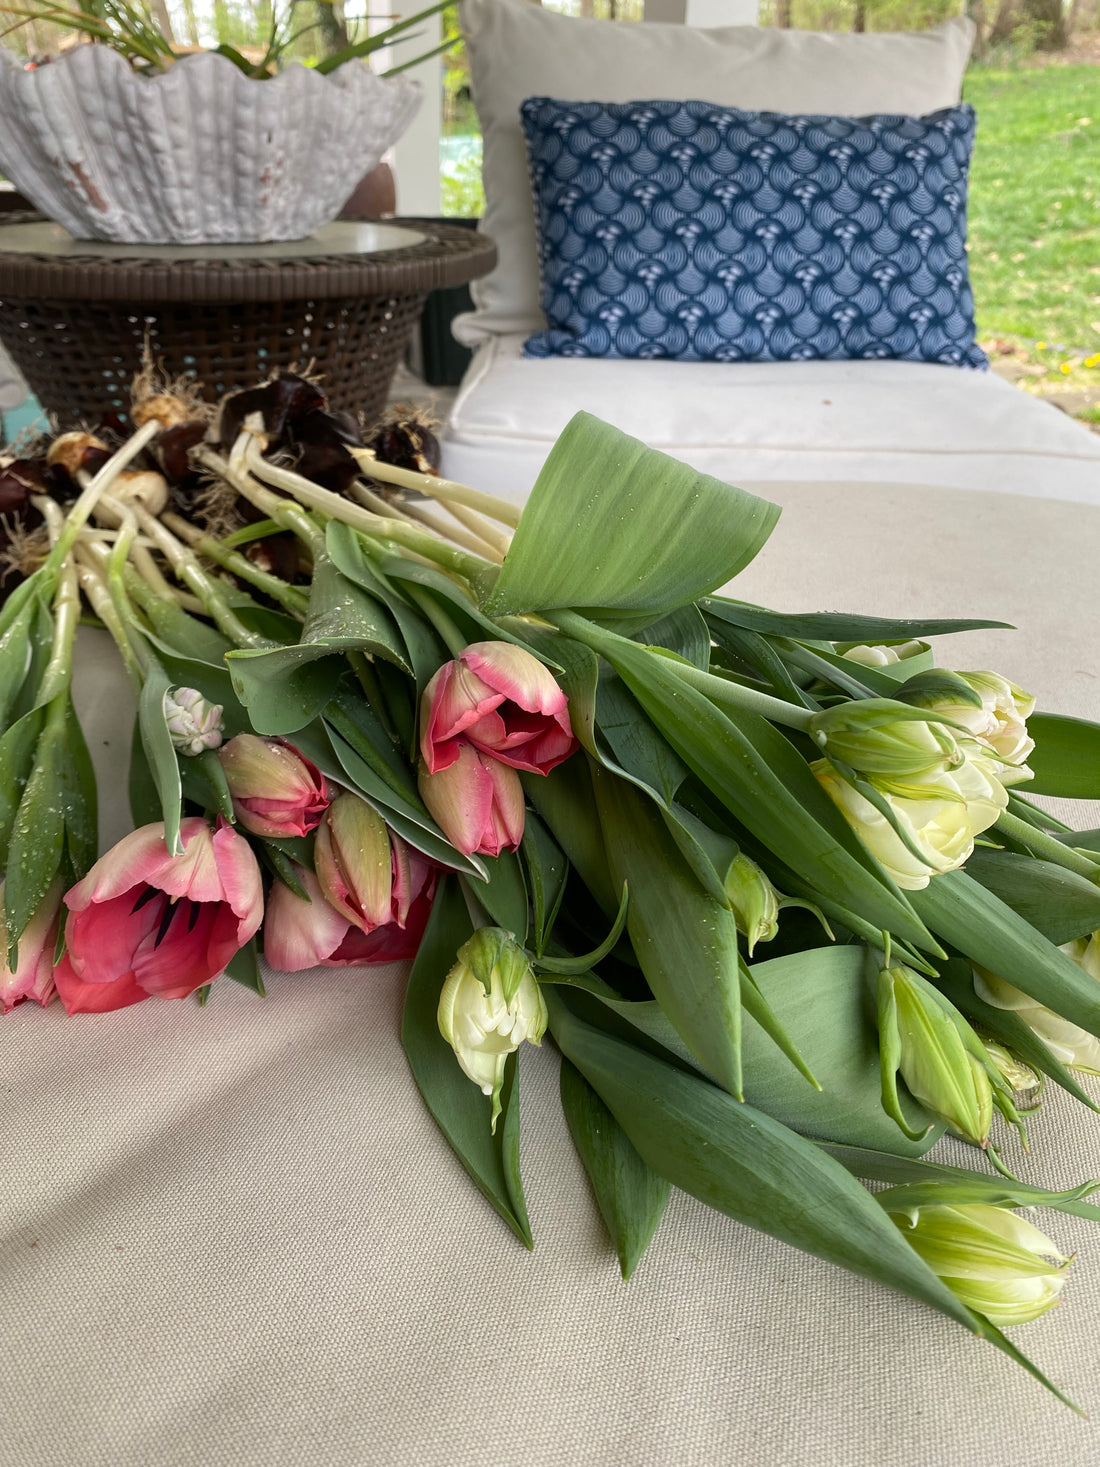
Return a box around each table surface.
[0,218,427,263]
[4,479,1100,1467]
[0,214,497,301]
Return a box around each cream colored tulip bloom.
[438,927,548,1129]
[925,671,1036,786]
[974,938,1100,1075]
[839,640,925,668]
[812,754,1008,890]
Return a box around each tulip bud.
[905,670,1036,787]
[314,793,394,932]
[808,698,963,794]
[0,877,62,1014]
[217,734,329,839]
[878,963,1024,1164]
[974,941,1100,1075]
[437,927,548,1130]
[418,743,526,858]
[888,1203,1070,1326]
[838,640,925,668]
[724,854,780,955]
[164,686,225,756]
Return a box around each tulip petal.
[263,866,351,972]
[463,642,569,715]
[53,953,149,1015]
[419,743,498,857]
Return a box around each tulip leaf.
[740,946,942,1154]
[1026,712,1100,798]
[135,596,234,666]
[535,883,629,976]
[701,599,1013,644]
[823,1146,1100,1223]
[180,749,235,824]
[561,615,933,950]
[591,765,744,1100]
[301,552,410,671]
[544,987,980,1331]
[485,412,781,625]
[225,936,265,996]
[963,848,1100,945]
[708,622,818,709]
[3,700,67,950]
[0,705,45,868]
[226,648,344,735]
[633,605,711,670]
[522,761,617,919]
[520,812,568,956]
[559,1056,671,1280]
[466,850,529,943]
[58,698,97,878]
[257,841,310,900]
[912,872,1100,1041]
[0,592,38,729]
[595,675,688,811]
[325,523,446,696]
[401,877,533,1248]
[326,689,419,803]
[137,660,183,856]
[894,668,983,708]
[932,957,1100,1114]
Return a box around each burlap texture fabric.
[3,481,1099,1467]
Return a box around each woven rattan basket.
[0,217,496,429]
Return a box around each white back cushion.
[457,0,975,344]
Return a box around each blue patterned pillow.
[521,98,986,367]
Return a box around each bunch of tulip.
[2,373,1100,1412]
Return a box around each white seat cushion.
[442,334,1100,505]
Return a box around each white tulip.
[974,938,1100,1074]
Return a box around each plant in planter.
[0,0,454,244]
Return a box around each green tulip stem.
[347,479,508,563]
[162,512,310,618]
[547,610,814,733]
[198,444,327,556]
[71,544,147,692]
[234,433,493,586]
[129,504,273,650]
[995,809,1100,882]
[42,419,162,579]
[404,584,470,659]
[348,446,523,529]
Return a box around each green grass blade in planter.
[559,1056,671,1281]
[591,763,744,1100]
[485,413,780,625]
[1026,712,1100,798]
[401,877,533,1248]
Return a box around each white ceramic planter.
[0,47,421,244]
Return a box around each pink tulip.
[217,733,330,839]
[263,858,436,971]
[420,641,578,776]
[53,817,264,1015]
[0,878,62,1014]
[418,742,526,858]
[314,793,396,933]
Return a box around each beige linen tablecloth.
[4,482,1100,1467]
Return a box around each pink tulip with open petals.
[418,742,526,858]
[263,857,436,971]
[53,817,264,1015]
[0,877,62,1014]
[420,641,578,776]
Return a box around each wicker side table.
[0,216,496,428]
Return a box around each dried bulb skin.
[245,532,303,583]
[155,422,210,485]
[215,373,326,453]
[46,431,111,479]
[365,407,442,477]
[292,408,363,495]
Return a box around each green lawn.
[964,63,1100,354]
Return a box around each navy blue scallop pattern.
[521,98,986,367]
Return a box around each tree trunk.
[853,0,867,32]
[1022,0,1067,49]
[988,0,1020,43]
[180,0,200,48]
[776,0,793,25]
